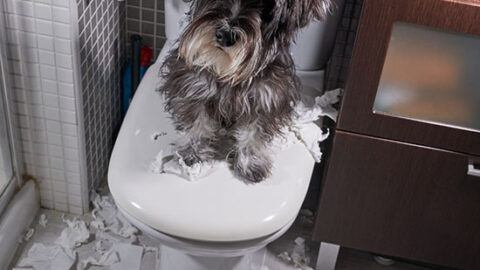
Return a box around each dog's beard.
[178,21,260,85]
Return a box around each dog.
[159,0,332,182]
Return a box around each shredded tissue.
[17,243,76,270]
[151,88,342,181]
[38,214,48,228]
[16,191,151,270]
[277,237,314,270]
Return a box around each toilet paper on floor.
[77,248,120,270]
[18,192,145,270]
[277,237,314,270]
[90,191,138,241]
[55,216,90,257]
[17,243,76,270]
[38,214,48,228]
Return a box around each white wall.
[3,0,88,214]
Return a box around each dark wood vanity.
[313,0,480,269]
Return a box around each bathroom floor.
[11,195,436,270]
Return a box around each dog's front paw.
[231,151,272,182]
[177,143,216,167]
[177,146,201,167]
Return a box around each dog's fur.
[159,0,332,182]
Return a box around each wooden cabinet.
[314,0,480,269]
[314,131,480,269]
[336,0,480,155]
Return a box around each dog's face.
[178,0,332,85]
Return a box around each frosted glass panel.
[374,22,480,131]
[0,80,13,195]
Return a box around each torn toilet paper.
[17,243,75,270]
[90,191,138,240]
[38,214,48,228]
[150,88,342,181]
[77,248,120,270]
[18,192,146,270]
[55,216,90,257]
[152,151,215,181]
[277,237,314,270]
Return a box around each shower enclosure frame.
[0,10,23,216]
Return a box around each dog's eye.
[261,0,276,22]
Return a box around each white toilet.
[108,1,344,269]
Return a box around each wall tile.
[38,50,55,65]
[41,79,58,94]
[54,38,71,54]
[78,0,125,192]
[53,22,70,38]
[16,1,35,17]
[55,53,72,68]
[52,7,70,23]
[35,19,54,36]
[34,3,53,20]
[5,0,88,214]
[40,65,57,80]
[126,0,164,58]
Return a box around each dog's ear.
[284,0,333,29]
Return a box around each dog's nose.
[215,29,237,47]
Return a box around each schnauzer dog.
[159,0,332,182]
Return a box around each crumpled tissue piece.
[150,150,165,174]
[38,214,48,228]
[277,237,314,270]
[54,215,90,257]
[90,191,138,241]
[110,242,144,270]
[23,228,35,242]
[285,88,343,162]
[77,249,120,270]
[164,152,214,181]
[17,243,75,270]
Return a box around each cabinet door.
[314,131,480,270]
[338,0,480,155]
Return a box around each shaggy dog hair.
[159,0,332,182]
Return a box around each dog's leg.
[175,110,218,166]
[230,123,273,182]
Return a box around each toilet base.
[158,245,267,270]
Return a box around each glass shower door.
[0,77,13,196]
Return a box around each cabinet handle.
[468,160,480,178]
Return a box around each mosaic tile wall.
[4,0,87,214]
[125,0,166,59]
[76,0,126,193]
[325,0,364,90]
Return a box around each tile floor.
[11,197,438,270]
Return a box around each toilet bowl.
[108,1,344,269]
[109,43,316,269]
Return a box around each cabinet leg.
[316,242,340,270]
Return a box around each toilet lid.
[108,42,316,242]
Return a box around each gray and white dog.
[159,0,332,182]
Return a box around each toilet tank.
[164,0,345,71]
[291,0,345,70]
[164,0,190,41]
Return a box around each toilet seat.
[117,204,295,257]
[108,43,316,242]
